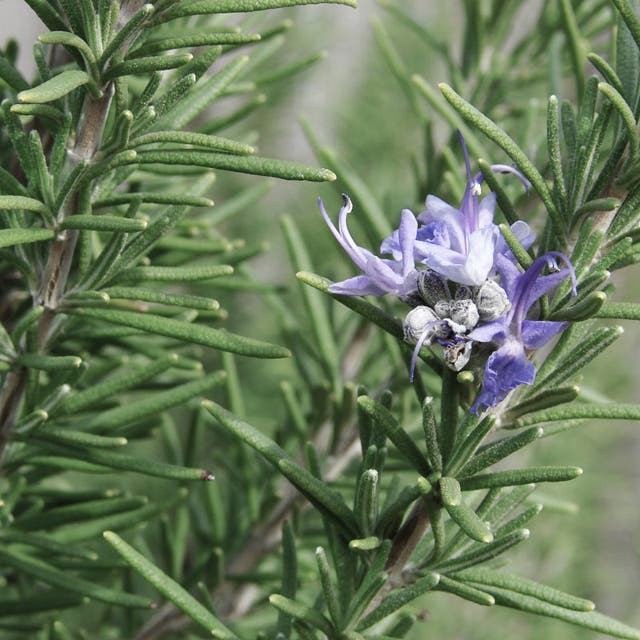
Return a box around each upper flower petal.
[418,195,466,252]
[477,192,497,229]
[398,208,418,278]
[328,275,389,296]
[465,226,498,285]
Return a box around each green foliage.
[0,1,640,640]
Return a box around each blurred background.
[2,1,639,638]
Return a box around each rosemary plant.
[0,1,640,639]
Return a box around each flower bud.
[434,300,451,318]
[403,306,448,343]
[454,285,473,300]
[417,269,450,307]
[449,299,480,331]
[475,280,511,320]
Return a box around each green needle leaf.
[105,53,194,80]
[28,428,128,449]
[435,575,495,606]
[458,427,543,478]
[0,228,54,248]
[60,355,177,414]
[0,591,84,616]
[439,476,462,507]
[116,264,233,282]
[611,0,640,51]
[104,532,238,639]
[48,494,184,545]
[0,53,29,92]
[0,545,153,608]
[452,568,594,612]
[598,82,639,166]
[444,501,494,544]
[547,291,607,321]
[103,288,219,311]
[503,386,580,422]
[17,70,89,104]
[157,0,357,23]
[477,584,640,639]
[38,31,96,69]
[357,396,431,477]
[66,307,291,358]
[203,401,359,536]
[135,149,336,182]
[460,466,583,490]
[515,403,640,427]
[0,195,49,214]
[60,215,148,232]
[85,371,226,432]
[18,354,82,371]
[434,529,531,572]
[129,131,254,155]
[597,302,640,320]
[281,215,340,383]
[269,594,335,636]
[356,573,440,630]
[30,441,215,481]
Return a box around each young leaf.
[17,70,89,104]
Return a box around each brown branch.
[0,80,114,462]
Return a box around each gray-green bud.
[475,280,511,321]
[454,285,473,300]
[403,306,448,344]
[417,269,450,307]
[449,299,480,331]
[434,300,451,318]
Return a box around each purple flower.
[318,194,419,299]
[400,132,532,286]
[468,252,576,413]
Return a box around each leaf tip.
[320,168,337,181]
[482,531,494,543]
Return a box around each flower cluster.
[319,134,575,413]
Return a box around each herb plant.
[1,1,640,640]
